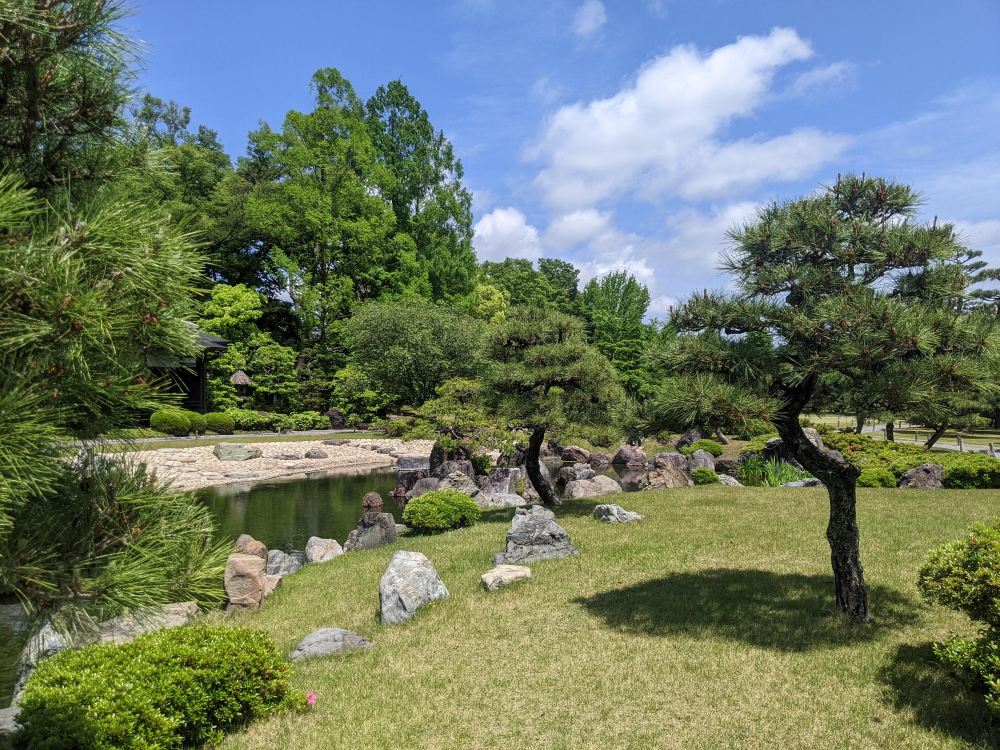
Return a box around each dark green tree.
[480,258,556,307]
[538,258,580,313]
[579,270,652,396]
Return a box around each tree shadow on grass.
[878,642,1000,748]
[574,569,920,652]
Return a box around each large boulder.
[898,462,944,489]
[438,470,480,497]
[305,536,343,563]
[379,551,450,625]
[687,449,716,470]
[718,474,743,487]
[325,407,346,429]
[213,443,263,461]
[715,457,739,476]
[391,469,428,499]
[480,492,528,508]
[224,553,281,611]
[290,628,374,662]
[564,475,623,499]
[588,452,612,469]
[267,549,302,576]
[0,706,21,742]
[560,445,591,462]
[362,491,384,511]
[431,459,477,481]
[429,443,472,475]
[493,505,579,566]
[477,467,522,499]
[235,534,267,560]
[344,512,398,552]
[594,504,644,523]
[675,428,712,450]
[645,452,692,490]
[611,444,646,467]
[481,565,533,592]
[406,476,442,500]
[396,455,430,471]
[304,448,328,459]
[557,463,595,485]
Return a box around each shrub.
[856,467,897,488]
[681,439,724,458]
[14,625,303,749]
[402,490,481,533]
[470,453,492,476]
[288,411,327,431]
[182,410,206,435]
[738,454,812,487]
[939,453,1000,490]
[149,409,190,437]
[225,408,274,431]
[691,467,720,485]
[204,412,235,434]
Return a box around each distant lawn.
[212,486,996,749]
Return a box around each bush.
[402,490,481,533]
[691,467,720,485]
[14,625,302,749]
[738,454,812,487]
[289,411,327,431]
[182,410,206,435]
[204,412,235,434]
[681,439,724,458]
[149,409,190,437]
[939,453,1000,490]
[856,467,897,488]
[225,408,274,431]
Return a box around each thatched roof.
[230,369,252,386]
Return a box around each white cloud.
[647,295,677,317]
[531,75,563,106]
[572,0,606,38]
[472,207,543,262]
[529,28,853,210]
[956,218,1000,265]
[543,209,613,250]
[786,61,859,99]
[647,0,670,19]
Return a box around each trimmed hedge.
[14,625,303,749]
[691,467,720,485]
[204,412,235,434]
[149,409,190,437]
[681,439,724,458]
[402,490,481,533]
[856,467,897,488]
[182,410,205,435]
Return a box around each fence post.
[914,431,919,443]
[958,435,964,453]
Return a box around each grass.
[210,486,997,749]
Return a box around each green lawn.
[212,487,996,749]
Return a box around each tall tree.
[538,258,580,313]
[657,175,1000,623]
[480,259,556,307]
[579,270,652,396]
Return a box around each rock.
[344,512,398,552]
[396,455,431,471]
[564,475,623,499]
[0,603,28,635]
[213,443,263,461]
[0,706,20,741]
[431,459,477,481]
[675,428,712,449]
[429,443,472,475]
[12,621,74,701]
[547,439,564,456]
[824,449,846,464]
[391,469,428,499]
[272,453,302,460]
[718,473,743,487]
[611,444,646,467]
[780,478,825,488]
[235,534,267,560]
[362,491,384,511]
[438,470,480,497]
[898,462,944,489]
[406,476,442,500]
[267,549,302,576]
[715,457,739,476]
[687,449,716,470]
[322,438,351,446]
[560,445,591,462]
[557,463,595,485]
[96,602,200,646]
[493,505,579,566]
[588,452,612,469]
[481,565,533,591]
[761,429,825,468]
[379,551,450,625]
[325,407,347,429]
[304,448,328,459]
[305,536,343,563]
[477,467,522,502]
[290,628,374,662]
[225,472,260,480]
[647,452,686,471]
[395,524,409,534]
[645,452,693,490]
[480,492,528,508]
[593,504,644,523]
[224,553,281,611]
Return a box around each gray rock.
[438,470,480,497]
[493,505,579,566]
[780,478,825,488]
[95,602,200,646]
[898,462,944,489]
[406,476,442,500]
[289,627,374,662]
[760,428,825,468]
[687,449,716,470]
[676,428,712,450]
[0,603,28,634]
[715,457,739,476]
[305,536,343,563]
[588,452,612,469]
[557,463,595,485]
[377,447,396,454]
[0,706,20,741]
[395,524,410,535]
[379,551,450,625]
[12,621,75,701]
[235,534,267,560]
[213,443,263,461]
[321,438,351,446]
[717,473,743,487]
[611,444,646,467]
[396,455,430,471]
[647,452,687,471]
[645,457,693,489]
[304,448,328,459]
[477,467,522,502]
[267,549,302,576]
[431,459,477,481]
[344,512,398,552]
[560,445,591,462]
[225,472,260,480]
[391,469,428,499]
[224,553,281,611]
[272,453,302,460]
[480,492,528,508]
[824,449,846,464]
[564,474,623,499]
[594,504,644,523]
[481,565,533,591]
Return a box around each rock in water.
[560,445,591,462]
[481,565,533,591]
[493,505,579,566]
[645,452,693,490]
[305,536,343,563]
[379,551,449,625]
[391,469,428,499]
[611,444,646,467]
[267,549,302,576]
[593,504,644,523]
[563,474,622,499]
[588,452,612,469]
[213,443,263,461]
[362,491,384,511]
[344,512,398,552]
[304,448,328,459]
[557,463,595,485]
[224,553,281,611]
[290,628,374,662]
[897,462,944,489]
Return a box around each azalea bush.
[680,439,724,458]
[402,490,481,533]
[691,467,720,485]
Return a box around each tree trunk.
[854,415,864,434]
[714,428,731,446]
[924,422,947,449]
[526,426,560,507]
[884,421,894,442]
[993,408,1000,430]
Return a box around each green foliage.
[182,410,206,435]
[856,467,897,488]
[331,364,393,421]
[198,284,266,342]
[691,467,720,485]
[149,409,191,437]
[937,453,1000,490]
[738,455,813,487]
[15,625,300,749]
[479,259,556,308]
[245,333,302,413]
[681,439,724,458]
[204,412,235,434]
[224,408,274,432]
[401,490,481,533]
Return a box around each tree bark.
[924,422,947,449]
[884,421,894,442]
[714,428,731,446]
[526,426,560,507]
[854,414,865,434]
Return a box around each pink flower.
[306,692,317,705]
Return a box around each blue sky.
[134,0,999,314]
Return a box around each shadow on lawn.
[574,568,919,652]
[879,642,1000,748]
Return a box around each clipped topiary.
[681,439,724,458]
[14,625,304,749]
[182,410,206,435]
[149,409,190,437]
[856,467,897,488]
[402,489,481,533]
[691,467,720,485]
[204,412,235,434]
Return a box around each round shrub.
[681,439,724,458]
[402,490,481,533]
[856,467,897,488]
[204,412,235,434]
[691,467,720,485]
[149,409,190,437]
[182,410,206,435]
[15,625,302,749]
